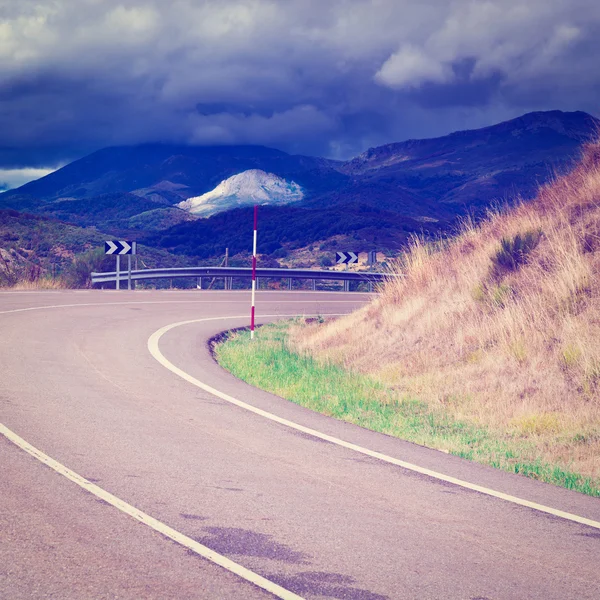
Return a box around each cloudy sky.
[1,0,600,186]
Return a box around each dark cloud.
[1,0,599,171]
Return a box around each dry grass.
[292,141,600,482]
[8,277,68,290]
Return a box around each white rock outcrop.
[177,169,304,217]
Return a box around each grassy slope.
[291,140,600,487]
[216,322,599,496]
[216,141,600,495]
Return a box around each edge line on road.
[148,316,600,532]
[0,422,304,600]
[0,299,365,316]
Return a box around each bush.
[491,229,542,276]
[320,256,333,267]
[62,248,114,288]
[272,247,289,258]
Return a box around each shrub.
[62,248,114,288]
[491,229,542,276]
[320,256,334,267]
[272,247,289,258]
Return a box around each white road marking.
[0,289,375,296]
[0,297,366,599]
[0,299,364,316]
[0,423,304,600]
[4,295,596,598]
[149,316,600,532]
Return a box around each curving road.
[1,290,599,600]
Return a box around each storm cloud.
[1,0,600,170]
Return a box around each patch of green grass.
[215,320,600,497]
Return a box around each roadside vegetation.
[216,140,600,496]
[0,209,192,289]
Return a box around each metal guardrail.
[91,266,390,286]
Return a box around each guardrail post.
[288,278,292,290]
[312,279,316,291]
[127,255,132,290]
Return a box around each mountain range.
[1,110,598,269]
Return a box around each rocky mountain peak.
[177,169,304,217]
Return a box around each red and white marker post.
[250,205,258,339]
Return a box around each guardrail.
[91,266,390,290]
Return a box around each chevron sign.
[336,251,358,264]
[105,240,135,255]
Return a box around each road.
[1,289,599,600]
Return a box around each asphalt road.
[1,289,599,600]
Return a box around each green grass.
[215,319,600,497]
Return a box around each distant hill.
[149,203,439,260]
[40,193,196,232]
[1,110,597,264]
[0,208,104,265]
[0,144,344,204]
[330,110,599,211]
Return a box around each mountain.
[1,110,598,266]
[335,110,599,211]
[0,144,344,204]
[178,170,304,217]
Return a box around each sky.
[1,0,600,187]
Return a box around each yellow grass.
[292,141,600,481]
[5,276,68,290]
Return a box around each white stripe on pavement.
[0,423,304,600]
[149,315,600,532]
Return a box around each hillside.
[0,209,105,282]
[334,110,599,211]
[149,202,439,260]
[0,111,596,262]
[292,139,600,482]
[0,209,188,287]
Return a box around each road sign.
[336,251,358,264]
[105,241,136,291]
[105,240,135,255]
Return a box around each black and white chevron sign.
[336,251,358,264]
[105,240,135,255]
